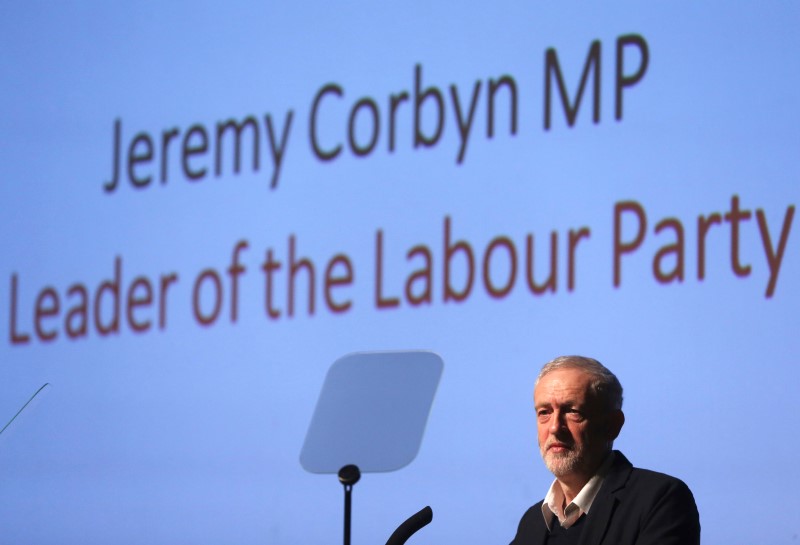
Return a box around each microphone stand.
[337,464,432,545]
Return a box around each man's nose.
[549,411,565,433]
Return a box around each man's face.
[534,368,615,480]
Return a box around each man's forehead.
[534,368,594,404]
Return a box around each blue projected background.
[1,2,799,544]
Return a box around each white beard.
[540,442,585,477]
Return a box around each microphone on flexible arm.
[384,506,433,545]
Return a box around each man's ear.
[607,410,625,440]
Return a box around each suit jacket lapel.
[530,508,551,545]
[533,526,549,545]
[576,451,633,545]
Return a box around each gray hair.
[536,355,624,411]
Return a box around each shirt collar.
[541,451,615,530]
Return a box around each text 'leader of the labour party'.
[510,355,700,545]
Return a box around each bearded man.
[509,356,700,544]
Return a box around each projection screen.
[1,2,798,544]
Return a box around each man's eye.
[566,411,584,421]
[537,410,550,421]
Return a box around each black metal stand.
[338,464,361,545]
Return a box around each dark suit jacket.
[510,451,700,545]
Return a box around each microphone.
[0,383,50,436]
[385,506,433,545]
